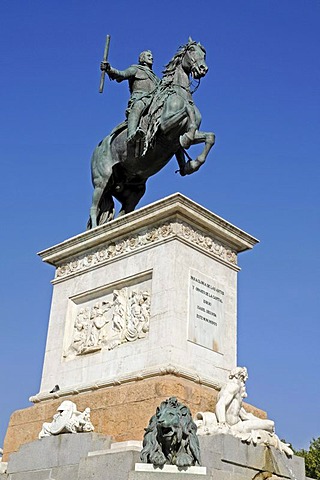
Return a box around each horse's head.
[182,38,208,79]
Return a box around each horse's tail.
[91,130,120,188]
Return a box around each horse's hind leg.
[118,184,146,218]
[88,184,115,229]
[88,185,103,229]
[97,192,115,225]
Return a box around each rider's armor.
[108,64,159,143]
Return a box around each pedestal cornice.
[38,193,259,282]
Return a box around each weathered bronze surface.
[88,38,215,229]
[101,49,159,146]
[99,34,111,94]
[140,396,201,467]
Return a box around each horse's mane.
[142,39,206,155]
[162,39,206,79]
[140,397,201,466]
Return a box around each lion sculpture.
[140,396,201,468]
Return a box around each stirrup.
[128,128,145,144]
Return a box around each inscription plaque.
[188,269,225,352]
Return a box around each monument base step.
[1,433,305,480]
[3,374,267,462]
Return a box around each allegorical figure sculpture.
[63,287,151,358]
[88,38,215,228]
[101,50,160,147]
[140,396,201,468]
[195,367,293,457]
[39,400,94,438]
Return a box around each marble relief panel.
[63,277,151,360]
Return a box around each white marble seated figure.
[195,366,293,457]
[39,400,94,438]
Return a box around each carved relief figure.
[68,307,90,355]
[125,290,141,342]
[39,401,94,438]
[109,289,127,348]
[195,367,293,457]
[87,301,112,348]
[137,290,150,338]
[65,287,151,358]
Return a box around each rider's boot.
[127,112,137,140]
[127,110,145,146]
[128,127,145,146]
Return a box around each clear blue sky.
[0,0,319,451]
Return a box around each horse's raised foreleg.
[161,96,197,149]
[179,102,198,149]
[193,130,215,164]
[180,130,215,175]
[161,106,186,134]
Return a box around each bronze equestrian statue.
[88,38,215,229]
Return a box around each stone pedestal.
[37,193,258,398]
[3,194,260,460]
[1,434,305,480]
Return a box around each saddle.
[108,82,171,157]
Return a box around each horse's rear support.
[118,183,146,217]
[88,185,103,229]
[98,193,115,225]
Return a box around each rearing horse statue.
[88,39,215,229]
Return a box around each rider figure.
[101,50,160,147]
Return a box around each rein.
[190,78,200,94]
[182,47,202,94]
[171,78,201,95]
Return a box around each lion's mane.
[140,396,201,467]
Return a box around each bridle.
[183,44,205,93]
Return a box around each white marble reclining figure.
[39,400,94,438]
[195,366,293,457]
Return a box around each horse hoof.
[185,160,201,175]
[87,217,97,230]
